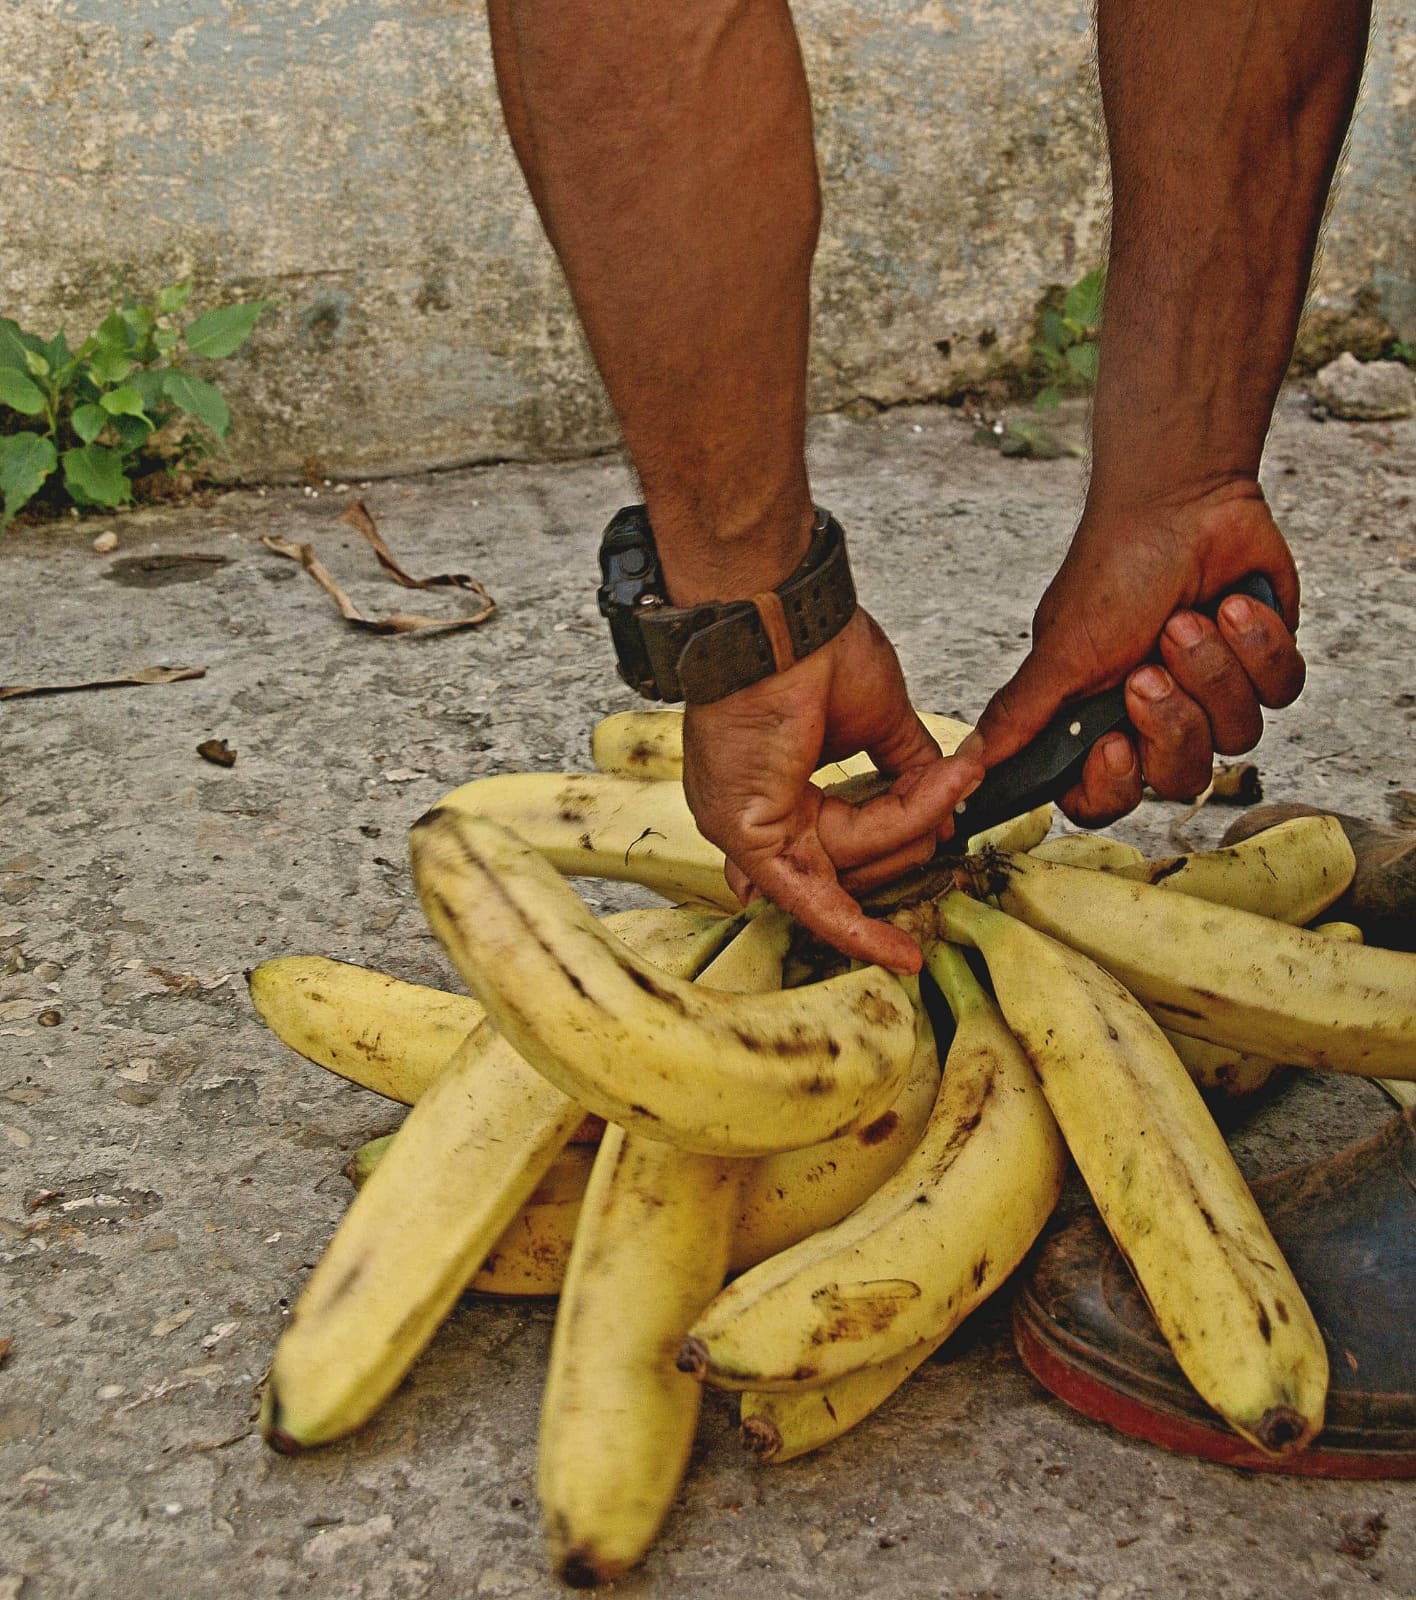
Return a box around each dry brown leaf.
[0,1338,11,1365]
[261,506,495,637]
[197,738,238,768]
[0,665,206,701]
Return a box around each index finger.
[745,840,925,974]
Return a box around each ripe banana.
[1162,1033,1287,1100]
[592,708,977,784]
[680,945,1065,1390]
[591,710,696,782]
[1114,815,1356,922]
[937,889,1328,1456]
[538,1126,743,1586]
[1030,834,1145,871]
[977,851,1416,1077]
[435,770,736,907]
[248,956,481,1103]
[248,904,726,1104]
[348,1030,940,1292]
[537,920,779,1587]
[730,1015,942,1273]
[740,1334,945,1463]
[473,1144,595,1295]
[410,811,917,1155]
[347,1133,591,1292]
[1157,920,1365,1100]
[259,908,734,1452]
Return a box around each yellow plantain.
[410,811,917,1155]
[730,1016,942,1272]
[592,708,977,785]
[977,850,1416,1077]
[1115,815,1355,922]
[1156,919,1366,1100]
[938,889,1328,1456]
[740,1335,946,1463]
[536,917,780,1586]
[435,769,736,907]
[348,1029,939,1292]
[681,946,1065,1391]
[1029,834,1146,871]
[258,907,737,1451]
[247,904,726,1104]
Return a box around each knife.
[944,572,1282,847]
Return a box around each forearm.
[1089,0,1371,509]
[490,0,820,604]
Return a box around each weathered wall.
[1,0,1411,480]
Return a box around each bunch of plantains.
[248,709,1415,1587]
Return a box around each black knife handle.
[953,573,1281,841]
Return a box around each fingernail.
[1131,665,1170,702]
[1102,735,1134,776]
[1167,613,1204,648]
[1221,595,1256,628]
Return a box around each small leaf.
[24,349,50,379]
[1064,342,1100,383]
[153,327,180,352]
[122,303,156,342]
[162,370,230,437]
[128,369,168,411]
[72,403,109,443]
[1063,268,1106,329]
[108,413,154,455]
[95,307,132,355]
[99,385,150,420]
[157,281,193,315]
[62,443,132,508]
[43,331,73,370]
[184,301,266,359]
[0,433,58,529]
[0,318,39,369]
[0,367,47,415]
[1041,309,1069,350]
[1035,386,1063,411]
[89,349,133,386]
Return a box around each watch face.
[598,506,665,699]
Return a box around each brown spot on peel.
[857,1110,899,1146]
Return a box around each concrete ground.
[1,389,1413,1600]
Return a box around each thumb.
[862,704,945,780]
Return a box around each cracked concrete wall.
[1,0,1411,480]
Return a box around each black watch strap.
[635,510,856,704]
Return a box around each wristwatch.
[596,505,857,704]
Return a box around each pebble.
[92,530,118,554]
[1310,352,1415,420]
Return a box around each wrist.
[649,489,816,607]
[1082,462,1267,528]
